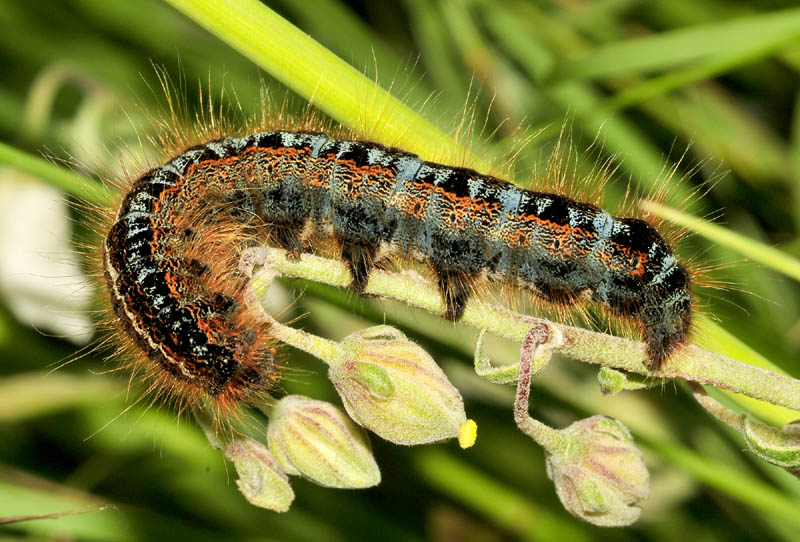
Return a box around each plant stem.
[512,326,566,454]
[688,382,745,432]
[261,247,800,415]
[268,320,343,365]
[162,0,479,166]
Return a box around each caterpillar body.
[103,130,692,406]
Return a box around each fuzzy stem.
[473,329,520,384]
[689,382,800,474]
[192,405,228,450]
[268,320,343,366]
[257,403,275,419]
[247,259,343,365]
[261,247,800,416]
[688,382,745,432]
[513,326,566,454]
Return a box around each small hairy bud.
[597,367,657,395]
[267,395,381,489]
[545,415,650,527]
[224,437,294,512]
[743,417,800,469]
[329,325,466,445]
[597,367,627,396]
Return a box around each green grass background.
[2,0,800,540]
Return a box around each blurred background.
[2,0,800,540]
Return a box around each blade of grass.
[791,90,800,228]
[403,0,471,112]
[0,142,108,204]
[162,0,474,166]
[559,7,800,79]
[414,449,592,541]
[0,373,118,422]
[479,1,696,202]
[497,0,793,192]
[642,200,800,283]
[273,0,436,111]
[598,34,800,114]
[0,466,245,542]
[642,436,800,529]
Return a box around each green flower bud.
[597,367,660,395]
[224,437,294,512]
[267,395,381,489]
[743,416,800,469]
[545,415,649,527]
[329,325,466,446]
[597,367,627,396]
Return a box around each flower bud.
[545,415,649,527]
[267,395,381,489]
[597,367,627,395]
[743,416,800,469]
[597,367,659,395]
[224,437,294,512]
[328,325,466,445]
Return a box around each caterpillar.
[103,129,692,407]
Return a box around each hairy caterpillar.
[103,129,692,407]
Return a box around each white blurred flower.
[0,171,92,343]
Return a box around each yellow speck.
[458,419,477,449]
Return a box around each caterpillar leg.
[184,257,210,277]
[641,295,691,371]
[341,240,378,294]
[435,268,473,321]
[271,225,305,260]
